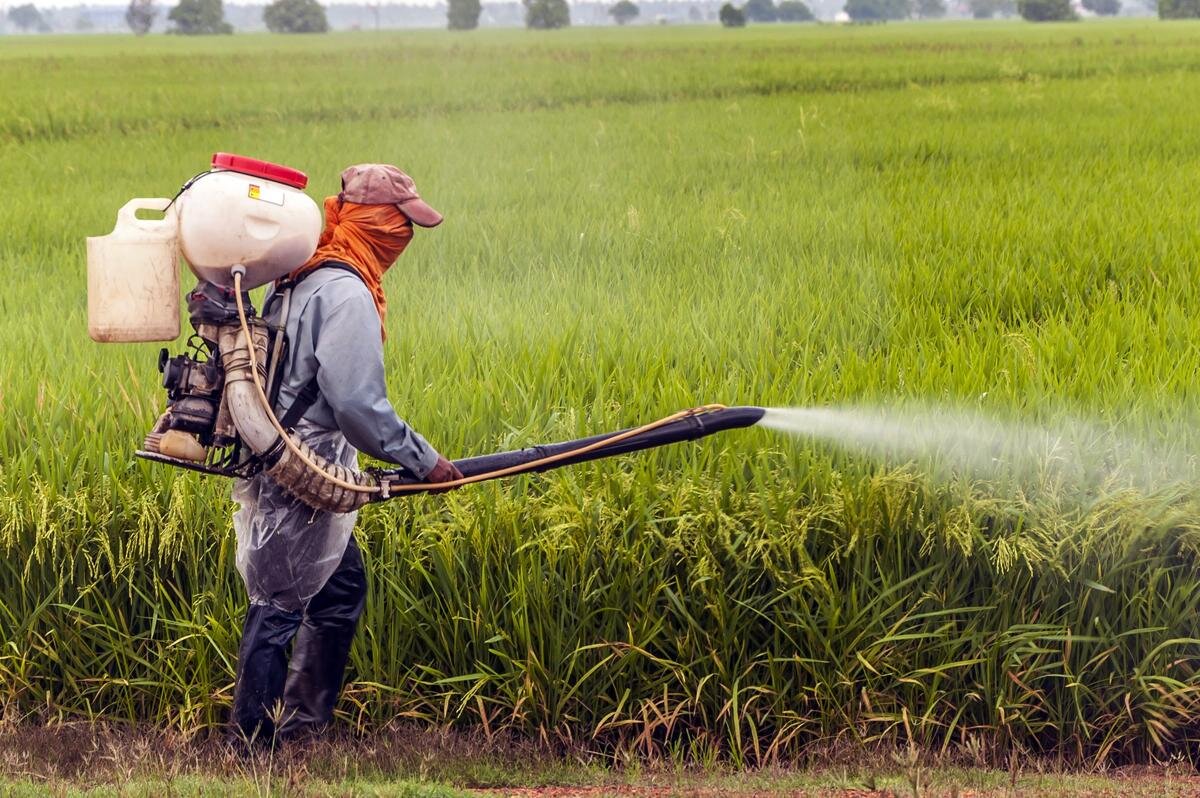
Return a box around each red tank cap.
[211,153,308,190]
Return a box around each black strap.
[278,260,364,291]
[279,375,321,430]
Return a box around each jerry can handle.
[115,198,176,234]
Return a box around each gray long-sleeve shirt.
[262,267,440,479]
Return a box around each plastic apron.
[232,419,359,613]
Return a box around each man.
[230,163,463,745]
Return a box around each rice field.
[3,20,1200,767]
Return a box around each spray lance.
[87,154,765,513]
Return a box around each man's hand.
[424,455,464,493]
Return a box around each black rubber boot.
[230,602,303,747]
[278,536,368,741]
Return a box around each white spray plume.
[759,405,1198,496]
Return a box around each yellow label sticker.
[246,183,285,206]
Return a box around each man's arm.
[311,285,441,479]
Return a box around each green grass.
[3,21,1200,766]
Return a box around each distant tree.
[263,0,328,31]
[1018,0,1074,19]
[777,0,815,18]
[608,0,639,22]
[688,4,704,18]
[1081,0,1119,11]
[168,0,232,32]
[75,11,96,29]
[7,3,46,30]
[916,0,946,15]
[968,0,1014,16]
[744,0,779,19]
[524,0,569,27]
[447,0,482,28]
[718,2,747,23]
[125,0,157,33]
[844,0,909,19]
[1158,0,1196,14]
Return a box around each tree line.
[98,0,566,33]
[2,0,566,34]
[122,0,322,34]
[714,0,1145,23]
[4,0,1199,35]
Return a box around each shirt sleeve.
[310,283,440,478]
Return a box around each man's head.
[339,164,444,228]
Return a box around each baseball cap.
[339,163,444,228]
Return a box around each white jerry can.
[86,198,180,343]
[176,153,322,290]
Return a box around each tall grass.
[2,22,1200,765]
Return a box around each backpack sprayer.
[87,154,765,513]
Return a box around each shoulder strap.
[265,286,293,409]
[279,375,321,431]
[282,261,365,291]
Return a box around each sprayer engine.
[139,320,256,479]
[159,347,224,441]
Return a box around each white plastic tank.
[176,153,322,290]
[86,198,180,343]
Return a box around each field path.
[473,776,1200,797]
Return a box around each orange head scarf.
[287,195,413,331]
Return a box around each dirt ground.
[475,773,1200,798]
[0,723,1198,797]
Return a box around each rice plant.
[2,21,1200,765]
